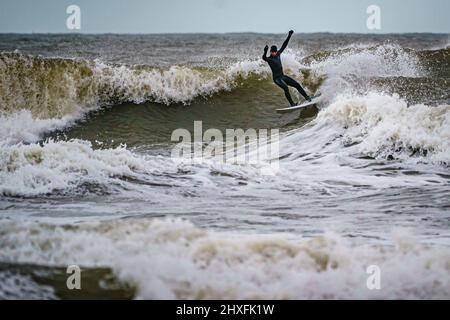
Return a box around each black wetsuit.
[263,33,309,106]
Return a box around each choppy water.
[0,33,449,299]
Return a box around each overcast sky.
[0,0,449,33]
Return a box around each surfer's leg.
[283,76,310,101]
[274,78,295,106]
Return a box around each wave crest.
[0,52,273,119]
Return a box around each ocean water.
[0,33,449,299]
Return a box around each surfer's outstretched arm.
[278,30,294,55]
[262,45,269,61]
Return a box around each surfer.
[263,30,311,106]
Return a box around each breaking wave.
[0,44,449,197]
[0,218,448,299]
[0,44,436,120]
[0,52,273,144]
[317,93,450,163]
[0,51,270,118]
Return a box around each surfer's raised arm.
[278,30,294,55]
[262,45,269,61]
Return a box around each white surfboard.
[276,93,322,113]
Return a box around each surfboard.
[276,93,322,113]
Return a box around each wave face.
[0,33,449,299]
[0,51,276,144]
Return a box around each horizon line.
[1,31,449,36]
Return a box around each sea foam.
[0,218,448,299]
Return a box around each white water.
[0,218,449,299]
